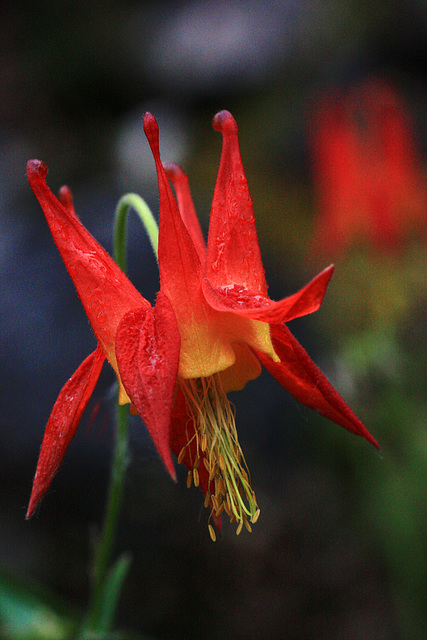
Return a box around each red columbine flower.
[26,110,379,534]
[310,78,427,257]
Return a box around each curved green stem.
[114,193,159,269]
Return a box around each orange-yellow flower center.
[179,374,260,538]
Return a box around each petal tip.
[368,433,381,451]
[212,110,237,134]
[143,112,159,143]
[58,185,74,209]
[163,161,184,181]
[26,491,39,520]
[322,263,335,283]
[27,159,48,180]
[169,464,177,483]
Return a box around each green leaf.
[0,567,77,640]
[97,553,132,634]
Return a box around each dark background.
[1,1,426,638]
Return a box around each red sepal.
[206,110,267,296]
[202,265,334,324]
[26,344,105,518]
[115,292,181,480]
[143,114,203,298]
[255,324,380,449]
[26,160,147,363]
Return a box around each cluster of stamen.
[179,374,260,540]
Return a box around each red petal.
[164,162,207,263]
[58,185,77,218]
[144,115,228,379]
[143,114,203,293]
[26,345,105,518]
[255,324,380,449]
[203,265,334,323]
[205,110,267,296]
[27,160,148,367]
[115,292,181,479]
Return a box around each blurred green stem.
[78,194,158,638]
[114,193,159,267]
[84,402,130,634]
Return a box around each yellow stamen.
[193,467,200,487]
[208,524,216,542]
[252,508,261,524]
[216,502,225,516]
[186,470,193,488]
[180,373,260,535]
[201,433,207,452]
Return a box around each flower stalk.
[81,197,159,635]
[114,193,159,267]
[83,402,130,634]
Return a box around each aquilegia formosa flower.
[310,78,427,258]
[26,110,379,536]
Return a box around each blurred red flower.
[310,78,426,257]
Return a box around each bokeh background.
[1,1,426,638]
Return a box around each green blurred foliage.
[316,242,427,640]
[0,568,77,640]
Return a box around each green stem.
[85,402,130,633]
[114,193,159,268]
[78,194,159,637]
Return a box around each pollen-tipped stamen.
[179,373,259,536]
